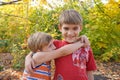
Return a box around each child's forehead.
[61,24,81,27]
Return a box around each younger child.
[22,32,54,80]
[22,32,86,80]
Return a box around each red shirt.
[53,40,97,80]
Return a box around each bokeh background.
[0,0,120,79]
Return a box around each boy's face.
[42,40,56,52]
[59,24,82,43]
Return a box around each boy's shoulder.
[53,40,61,48]
[53,40,66,48]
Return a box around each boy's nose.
[68,30,74,35]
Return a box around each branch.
[79,1,89,14]
[0,0,22,6]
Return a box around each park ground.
[0,53,120,80]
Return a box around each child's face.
[59,24,82,43]
[42,40,56,52]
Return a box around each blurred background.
[0,0,120,79]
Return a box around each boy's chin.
[65,39,76,43]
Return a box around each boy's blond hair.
[28,32,52,53]
[59,9,83,26]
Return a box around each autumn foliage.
[0,0,120,69]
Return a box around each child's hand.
[77,35,90,47]
[25,52,35,74]
[81,35,90,47]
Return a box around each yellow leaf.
[23,0,30,3]
[97,42,107,48]
[40,0,47,5]
[64,0,69,2]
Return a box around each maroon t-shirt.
[53,40,97,80]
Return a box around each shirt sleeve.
[86,47,97,71]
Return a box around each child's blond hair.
[28,32,52,53]
[59,9,83,26]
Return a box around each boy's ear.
[58,24,62,32]
[80,26,83,31]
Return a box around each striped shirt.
[22,62,51,80]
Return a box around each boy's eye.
[73,27,78,30]
[64,27,69,30]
